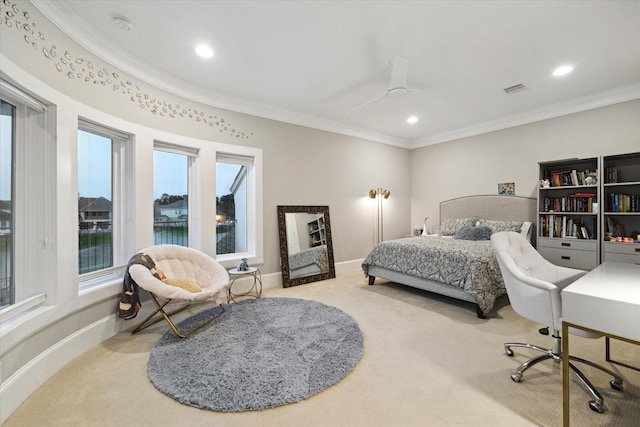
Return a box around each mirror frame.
[277,205,336,287]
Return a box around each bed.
[289,245,329,278]
[362,195,536,318]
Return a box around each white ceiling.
[34,0,640,148]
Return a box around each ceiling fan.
[347,56,442,114]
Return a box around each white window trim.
[0,79,52,321]
[77,120,133,290]
[153,141,200,248]
[215,148,263,268]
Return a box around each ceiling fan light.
[407,116,418,124]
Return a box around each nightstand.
[227,267,262,303]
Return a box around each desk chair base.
[505,331,623,413]
[132,290,225,338]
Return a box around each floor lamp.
[369,188,390,245]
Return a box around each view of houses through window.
[153,149,189,246]
[1,80,260,313]
[216,154,253,255]
[0,100,14,308]
[77,142,253,276]
[78,128,114,275]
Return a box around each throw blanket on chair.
[118,252,166,320]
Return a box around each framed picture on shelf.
[498,182,515,196]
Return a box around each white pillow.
[474,219,533,241]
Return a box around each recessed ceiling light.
[407,116,418,124]
[553,65,573,77]
[195,44,214,58]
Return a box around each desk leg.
[562,321,570,427]
[606,336,640,372]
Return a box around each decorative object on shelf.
[540,179,550,188]
[498,182,515,196]
[369,188,390,244]
[237,258,249,271]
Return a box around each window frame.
[152,141,199,248]
[77,119,133,291]
[0,80,50,319]
[215,152,258,262]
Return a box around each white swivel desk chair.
[491,231,623,413]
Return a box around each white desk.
[562,261,640,426]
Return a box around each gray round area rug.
[147,297,364,412]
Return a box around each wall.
[0,3,411,422]
[411,100,640,232]
[1,1,638,423]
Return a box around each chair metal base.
[504,330,623,413]
[131,290,225,338]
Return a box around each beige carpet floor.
[4,271,639,427]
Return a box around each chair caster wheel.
[505,348,514,357]
[610,379,624,391]
[510,372,522,382]
[589,400,604,413]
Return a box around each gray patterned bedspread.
[362,236,506,313]
[289,245,329,272]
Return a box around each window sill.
[0,293,47,324]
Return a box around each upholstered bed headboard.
[440,195,536,223]
[440,195,537,243]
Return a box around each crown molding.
[409,83,640,149]
[31,1,640,151]
[31,0,408,148]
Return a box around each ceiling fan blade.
[346,92,386,114]
[388,57,408,92]
[408,88,447,105]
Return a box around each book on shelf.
[540,215,590,239]
[606,166,618,184]
[606,217,628,238]
[608,193,639,212]
[580,225,589,239]
[542,193,595,213]
[547,168,598,187]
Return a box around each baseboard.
[0,314,119,425]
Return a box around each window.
[153,145,192,246]
[0,100,14,308]
[77,121,130,281]
[0,79,48,313]
[216,153,255,257]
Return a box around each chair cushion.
[163,277,202,293]
[129,244,229,302]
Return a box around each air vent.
[504,83,525,94]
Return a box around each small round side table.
[227,267,262,303]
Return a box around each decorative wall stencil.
[0,0,252,139]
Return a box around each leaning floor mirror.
[277,205,336,287]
